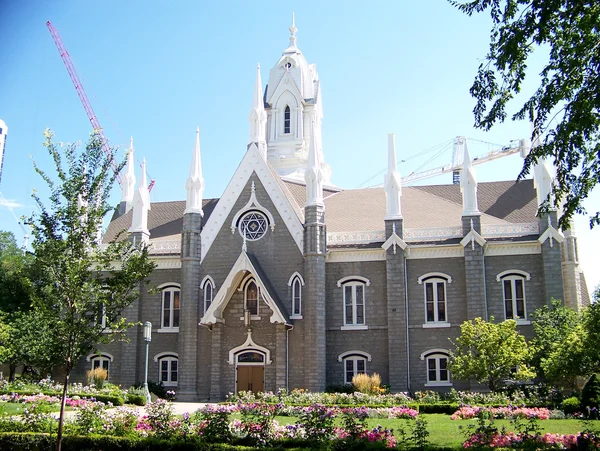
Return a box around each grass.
[266,414,587,448]
[0,402,66,415]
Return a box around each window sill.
[424,382,452,387]
[422,323,451,329]
[157,328,179,333]
[239,316,262,321]
[341,325,368,331]
[515,319,531,326]
[290,315,303,320]
[162,381,177,387]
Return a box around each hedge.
[0,433,461,451]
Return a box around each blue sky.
[1,1,598,293]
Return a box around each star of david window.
[239,211,268,241]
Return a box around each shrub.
[582,374,600,415]
[196,404,234,443]
[145,399,175,438]
[126,393,146,406]
[562,396,581,415]
[87,367,108,389]
[297,404,336,442]
[352,373,384,395]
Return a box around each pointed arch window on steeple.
[245,280,259,316]
[284,106,291,134]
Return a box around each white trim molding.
[230,181,276,234]
[157,282,181,290]
[484,242,541,256]
[495,269,531,282]
[228,330,272,365]
[417,272,452,284]
[420,348,451,360]
[201,275,215,289]
[327,249,385,263]
[287,272,305,286]
[153,351,179,363]
[86,352,114,362]
[338,350,372,362]
[336,275,371,288]
[406,245,463,260]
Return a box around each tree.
[0,231,33,313]
[450,0,600,229]
[448,317,535,391]
[26,130,155,451]
[530,299,587,386]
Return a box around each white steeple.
[185,127,205,215]
[121,137,136,213]
[129,157,151,236]
[249,64,267,158]
[460,138,480,216]
[305,121,323,206]
[531,122,555,209]
[384,133,403,220]
[264,16,332,185]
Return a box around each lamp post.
[143,321,152,405]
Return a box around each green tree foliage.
[26,130,155,451]
[0,231,33,313]
[583,300,600,375]
[449,317,535,391]
[530,299,587,386]
[582,373,600,412]
[450,0,600,229]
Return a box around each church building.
[72,20,589,400]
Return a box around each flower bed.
[464,431,577,449]
[451,406,551,420]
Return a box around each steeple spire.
[531,120,555,209]
[460,138,480,216]
[185,127,205,215]
[130,157,151,237]
[249,64,267,158]
[121,137,136,213]
[384,133,402,219]
[288,13,297,49]
[305,121,323,206]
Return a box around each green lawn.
[0,402,65,415]
[270,414,586,448]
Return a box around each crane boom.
[401,138,530,185]
[46,21,121,185]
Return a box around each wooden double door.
[236,365,264,393]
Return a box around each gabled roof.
[200,251,289,326]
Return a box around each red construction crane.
[46,21,155,191]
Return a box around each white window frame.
[337,276,370,330]
[288,272,304,319]
[87,352,114,381]
[338,351,371,385]
[418,273,451,328]
[157,355,178,387]
[244,279,260,318]
[496,270,530,325]
[159,284,181,332]
[201,276,215,316]
[283,105,291,134]
[420,349,451,387]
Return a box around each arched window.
[420,349,451,386]
[161,285,180,330]
[87,352,114,381]
[288,273,304,319]
[418,273,452,326]
[284,106,291,134]
[154,353,178,387]
[496,271,530,322]
[338,351,372,385]
[245,280,259,316]
[201,276,215,315]
[337,276,370,329]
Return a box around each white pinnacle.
[121,137,136,212]
[130,157,151,235]
[185,127,205,215]
[288,13,297,49]
[460,139,480,216]
[305,120,323,206]
[384,133,403,220]
[249,64,267,157]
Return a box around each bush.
[352,373,384,395]
[417,402,459,415]
[582,374,600,413]
[126,393,146,406]
[562,396,581,415]
[86,367,108,389]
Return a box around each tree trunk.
[8,364,16,382]
[55,360,71,451]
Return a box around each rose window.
[239,211,268,241]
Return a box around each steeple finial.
[384,133,403,220]
[305,120,323,206]
[249,64,267,157]
[185,127,205,215]
[460,139,480,216]
[288,13,297,48]
[121,137,136,213]
[130,157,151,236]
